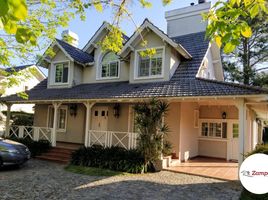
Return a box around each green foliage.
[222,13,268,85]
[65,165,129,176]
[204,0,268,53]
[240,144,268,199]
[70,145,146,174]
[162,140,172,156]
[7,137,51,157]
[2,111,33,126]
[133,98,169,169]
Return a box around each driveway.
[0,159,241,200]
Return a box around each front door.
[230,123,239,161]
[91,107,108,145]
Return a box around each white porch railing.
[9,125,53,143]
[88,130,138,149]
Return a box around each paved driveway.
[0,159,241,200]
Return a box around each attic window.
[100,52,119,79]
[54,62,69,83]
[136,48,164,79]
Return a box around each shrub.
[240,144,268,200]
[2,111,34,126]
[71,145,147,174]
[7,137,51,157]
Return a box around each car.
[0,137,30,167]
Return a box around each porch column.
[52,102,61,147]
[83,102,95,147]
[237,99,247,167]
[5,104,12,137]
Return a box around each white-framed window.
[99,52,120,79]
[47,106,68,132]
[53,62,69,84]
[135,47,165,79]
[200,121,227,139]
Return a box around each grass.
[65,165,129,177]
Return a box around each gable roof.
[119,19,192,59]
[82,22,129,53]
[1,31,268,103]
[54,39,94,65]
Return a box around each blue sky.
[58,0,204,50]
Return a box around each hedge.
[7,137,51,157]
[70,145,148,173]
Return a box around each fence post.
[18,126,24,138]
[33,127,39,141]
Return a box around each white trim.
[119,19,191,59]
[134,46,165,80]
[47,105,68,132]
[198,137,228,142]
[50,60,71,86]
[54,41,74,62]
[96,52,121,80]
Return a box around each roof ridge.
[56,38,90,54]
[197,77,268,92]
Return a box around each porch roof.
[1,76,267,103]
[1,31,268,103]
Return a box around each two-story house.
[1,1,268,166]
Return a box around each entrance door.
[91,107,108,145]
[230,123,239,160]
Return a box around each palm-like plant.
[133,98,169,171]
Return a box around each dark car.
[0,137,30,167]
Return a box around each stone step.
[35,155,70,164]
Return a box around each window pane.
[101,64,109,77]
[55,64,63,83]
[139,57,150,77]
[58,109,66,129]
[233,124,239,138]
[48,107,54,128]
[201,123,208,136]
[215,123,222,137]
[222,122,227,139]
[151,57,162,75]
[209,123,221,137]
[63,64,68,83]
[109,62,118,77]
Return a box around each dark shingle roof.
[1,31,267,103]
[2,64,33,73]
[56,39,94,64]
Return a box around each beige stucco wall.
[199,105,238,119]
[34,103,86,144]
[198,140,227,159]
[165,102,181,156]
[179,102,199,161]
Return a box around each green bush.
[7,137,51,157]
[240,144,268,200]
[71,145,147,174]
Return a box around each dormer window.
[54,62,69,84]
[100,52,120,79]
[135,47,164,79]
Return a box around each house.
[1,1,268,167]
[0,65,46,135]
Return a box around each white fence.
[88,130,138,149]
[9,125,53,143]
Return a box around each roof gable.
[82,22,129,54]
[119,19,192,59]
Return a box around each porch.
[165,157,238,181]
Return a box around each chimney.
[61,30,79,47]
[165,1,211,37]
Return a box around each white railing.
[88,130,138,149]
[9,125,53,143]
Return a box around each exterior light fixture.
[113,103,120,118]
[69,104,77,117]
[222,112,227,119]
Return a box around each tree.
[223,13,268,85]
[133,98,169,171]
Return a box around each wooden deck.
[165,157,238,181]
